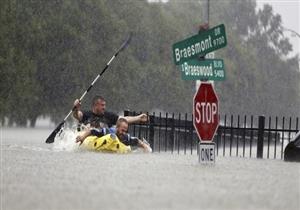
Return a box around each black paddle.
[45,34,132,143]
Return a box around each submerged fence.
[124,111,299,159]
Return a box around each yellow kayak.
[80,133,131,154]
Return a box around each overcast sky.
[256,0,300,57]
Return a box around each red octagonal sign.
[193,82,219,142]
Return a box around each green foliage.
[0,0,299,127]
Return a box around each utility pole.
[196,0,210,91]
[207,0,210,25]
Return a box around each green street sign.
[181,59,225,81]
[172,24,227,65]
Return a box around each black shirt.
[80,110,119,128]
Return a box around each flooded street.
[1,127,299,210]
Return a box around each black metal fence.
[124,111,299,159]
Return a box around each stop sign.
[193,82,219,142]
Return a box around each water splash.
[52,127,80,152]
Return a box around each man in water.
[76,118,152,153]
[73,95,148,129]
[113,118,152,152]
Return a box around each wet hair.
[116,118,128,128]
[92,95,105,106]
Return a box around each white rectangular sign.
[199,143,215,164]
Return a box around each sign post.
[195,52,215,91]
[193,82,219,164]
[172,23,226,164]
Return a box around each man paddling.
[73,95,148,130]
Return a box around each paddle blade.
[45,121,65,144]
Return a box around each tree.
[0,0,299,127]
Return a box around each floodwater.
[1,127,300,210]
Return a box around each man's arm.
[73,99,83,122]
[76,128,91,145]
[122,113,148,124]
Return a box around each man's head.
[92,95,106,115]
[116,118,128,137]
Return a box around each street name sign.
[172,24,227,65]
[181,59,225,81]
